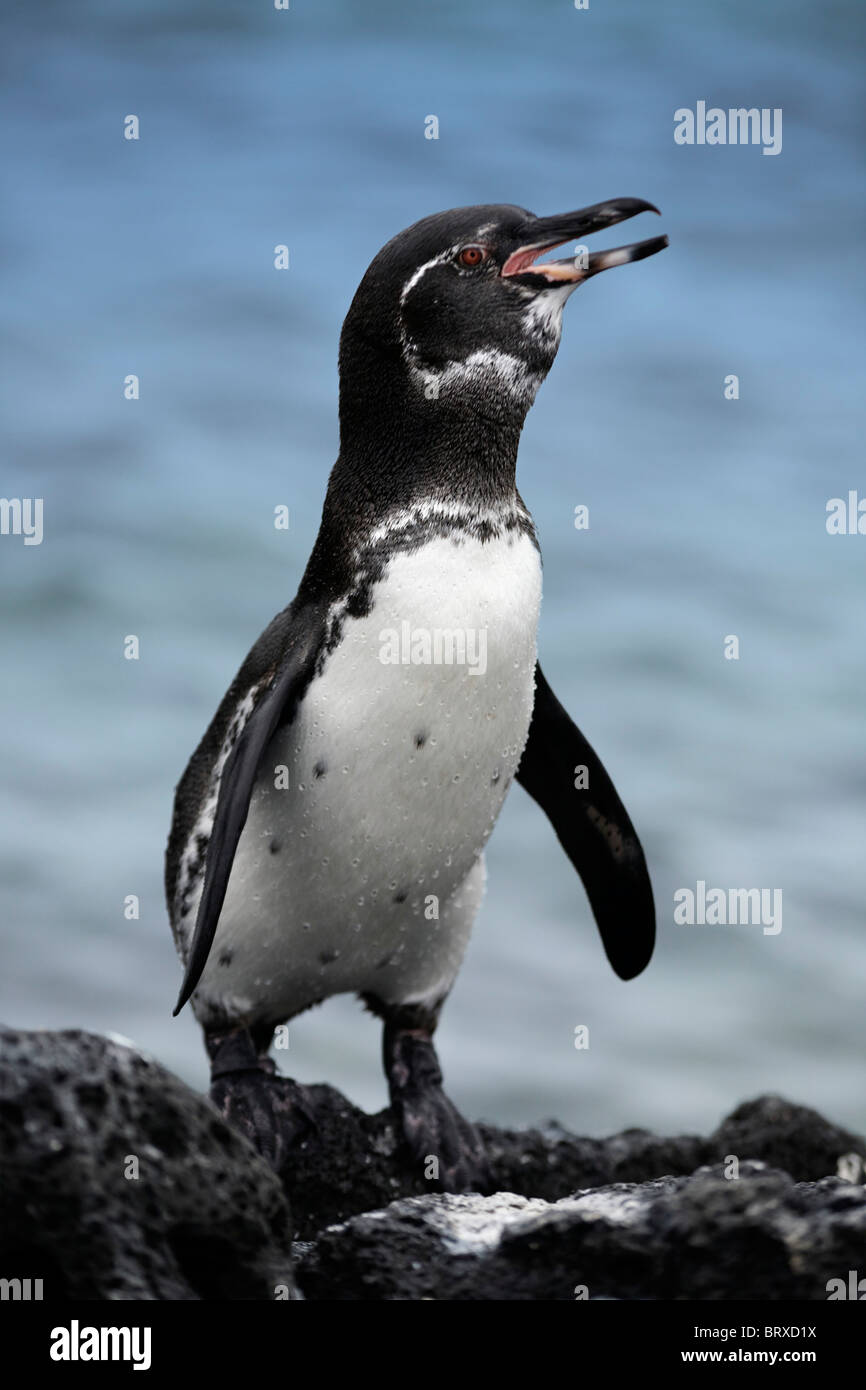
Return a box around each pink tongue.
[500,246,542,275]
[502,241,568,277]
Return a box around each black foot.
[385,1027,490,1193]
[208,1028,315,1170]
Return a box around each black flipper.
[173,609,327,1016]
[516,663,655,980]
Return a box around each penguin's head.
[341,199,667,420]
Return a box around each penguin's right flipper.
[173,606,327,1016]
[516,662,655,981]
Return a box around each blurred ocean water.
[1,0,865,1137]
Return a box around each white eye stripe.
[399,244,466,362]
[399,247,460,305]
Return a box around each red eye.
[457,245,487,268]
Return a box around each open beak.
[501,197,668,285]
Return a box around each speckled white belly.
[192,529,542,1029]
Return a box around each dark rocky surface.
[268,1078,866,1237]
[2,1025,864,1300]
[297,1166,866,1301]
[0,1026,296,1299]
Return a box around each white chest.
[310,529,542,786]
[194,528,542,1022]
[276,528,542,876]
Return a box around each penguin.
[166,198,666,1191]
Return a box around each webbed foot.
[384,1026,490,1193]
[208,1028,314,1170]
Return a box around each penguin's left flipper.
[173,606,327,1016]
[516,662,655,980]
